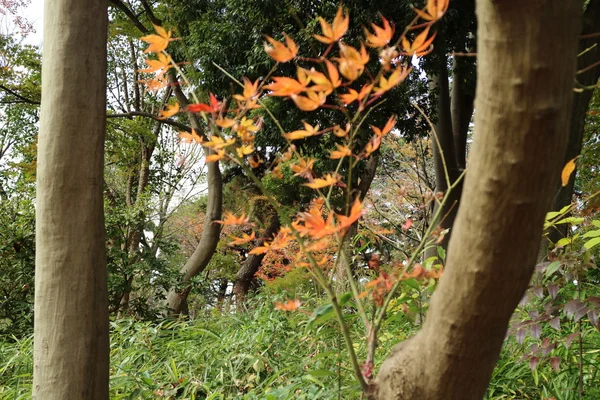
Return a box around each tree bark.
[233,214,280,310]
[426,48,470,259]
[546,0,600,245]
[166,71,223,314]
[33,0,109,398]
[372,1,582,398]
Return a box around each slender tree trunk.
[33,0,109,398]
[233,214,280,310]
[166,72,223,314]
[371,1,582,398]
[546,0,600,245]
[334,154,380,291]
[426,49,470,259]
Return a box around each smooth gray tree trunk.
[33,1,109,398]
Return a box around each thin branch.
[107,111,191,132]
[0,84,40,105]
[108,0,150,34]
[140,0,162,26]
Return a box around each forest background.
[1,0,600,399]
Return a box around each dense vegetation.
[1,0,599,398]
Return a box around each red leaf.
[530,323,541,340]
[550,357,561,372]
[588,309,599,327]
[402,218,413,231]
[565,332,580,349]
[549,316,560,331]
[548,284,559,300]
[187,103,212,113]
[516,327,526,345]
[529,356,540,371]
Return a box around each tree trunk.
[372,1,582,398]
[546,0,600,245]
[166,71,223,314]
[33,0,109,398]
[233,214,280,310]
[426,48,470,259]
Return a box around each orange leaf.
[178,129,203,144]
[217,211,254,226]
[284,122,320,140]
[205,149,225,162]
[229,232,256,246]
[303,173,340,189]
[232,77,260,102]
[291,91,327,112]
[248,154,263,168]
[158,102,179,119]
[264,76,306,97]
[274,299,301,311]
[364,15,394,48]
[140,24,176,53]
[371,115,397,137]
[330,143,352,159]
[401,26,437,57]
[373,65,412,96]
[139,53,173,74]
[264,33,298,63]
[337,198,364,230]
[313,6,349,44]
[561,157,578,186]
[236,144,255,158]
[290,157,316,178]
[413,0,449,22]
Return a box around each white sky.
[23,0,43,46]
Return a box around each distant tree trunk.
[425,42,475,260]
[33,0,109,398]
[335,154,379,291]
[215,279,228,311]
[233,214,280,310]
[371,0,582,398]
[166,70,223,315]
[546,0,600,246]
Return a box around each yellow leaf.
[158,102,179,119]
[561,157,578,186]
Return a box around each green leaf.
[306,369,336,377]
[554,217,584,225]
[339,292,353,306]
[584,237,600,250]
[555,237,572,248]
[592,220,600,229]
[546,205,571,221]
[582,229,600,239]
[127,389,142,399]
[545,261,562,277]
[307,303,334,329]
[437,246,446,261]
[403,278,420,290]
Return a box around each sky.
[23,0,43,46]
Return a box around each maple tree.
[135,2,454,395]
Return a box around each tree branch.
[108,0,150,34]
[107,111,191,132]
[0,84,40,105]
